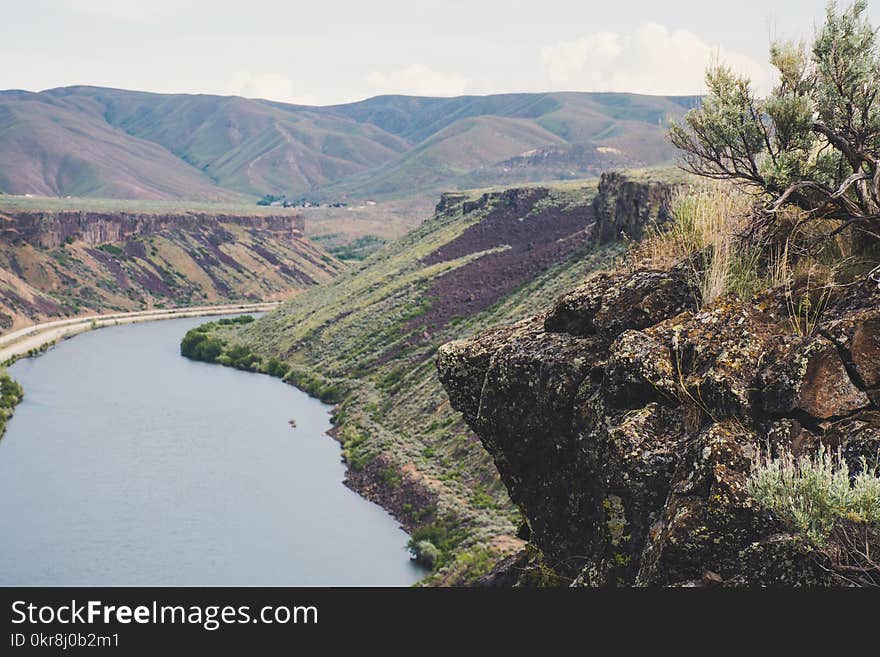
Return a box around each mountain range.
[0,86,698,202]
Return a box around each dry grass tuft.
[629,183,867,320]
[631,183,770,306]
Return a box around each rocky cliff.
[0,210,306,249]
[437,265,880,586]
[0,208,339,331]
[591,170,686,243]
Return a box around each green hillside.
[0,87,698,203]
[179,178,632,582]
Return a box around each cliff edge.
[437,264,880,586]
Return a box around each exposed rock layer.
[1,210,305,249]
[591,171,684,243]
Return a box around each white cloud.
[223,71,319,105]
[365,64,470,97]
[542,22,775,97]
[63,0,202,23]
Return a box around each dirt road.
[0,303,279,365]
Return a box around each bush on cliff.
[630,183,856,320]
[748,445,880,585]
[642,3,880,310]
[670,1,880,258]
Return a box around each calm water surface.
[0,316,424,585]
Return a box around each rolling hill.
[0,92,242,201]
[0,87,698,202]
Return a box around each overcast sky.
[3,0,878,105]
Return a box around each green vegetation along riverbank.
[0,369,23,438]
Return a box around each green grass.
[322,234,388,261]
[0,369,24,438]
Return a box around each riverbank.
[0,302,280,366]
[172,173,684,584]
[0,370,23,437]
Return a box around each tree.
[670,1,880,253]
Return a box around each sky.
[2,0,879,105]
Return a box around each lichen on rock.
[436,268,880,586]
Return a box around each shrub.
[217,315,255,326]
[747,444,880,585]
[225,344,261,370]
[338,424,371,471]
[748,445,879,543]
[1,374,23,407]
[412,541,441,568]
[180,329,224,362]
[669,1,880,256]
[0,370,24,437]
[283,368,347,404]
[407,515,468,570]
[264,357,288,378]
[257,194,285,206]
[97,243,124,257]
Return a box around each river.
[0,316,425,586]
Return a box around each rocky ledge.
[436,266,880,586]
[0,210,305,249]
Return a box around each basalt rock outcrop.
[436,267,880,586]
[591,171,685,243]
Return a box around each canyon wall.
[591,170,685,243]
[195,170,688,583]
[0,210,306,249]
[0,208,338,331]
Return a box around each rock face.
[591,171,685,243]
[436,268,880,586]
[0,210,306,249]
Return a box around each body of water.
[0,316,424,585]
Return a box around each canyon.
[179,170,683,582]
[437,265,880,585]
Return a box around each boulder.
[761,336,870,420]
[544,267,697,339]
